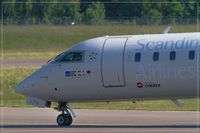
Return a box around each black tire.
[64,114,73,126]
[57,114,66,126]
[57,114,73,126]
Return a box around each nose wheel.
[55,102,75,126]
[57,114,72,126]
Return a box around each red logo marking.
[137,82,143,88]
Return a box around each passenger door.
[102,37,127,87]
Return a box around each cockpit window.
[60,52,83,62]
[47,52,64,63]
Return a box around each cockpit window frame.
[54,51,85,63]
[47,52,65,64]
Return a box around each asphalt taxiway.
[2,58,48,67]
[0,107,199,133]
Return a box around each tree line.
[1,0,200,25]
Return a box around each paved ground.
[1,58,48,67]
[0,107,199,133]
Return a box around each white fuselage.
[16,32,200,103]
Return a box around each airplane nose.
[15,66,49,98]
[15,82,26,95]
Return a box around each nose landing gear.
[57,113,72,126]
[55,102,75,126]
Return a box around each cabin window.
[189,50,195,60]
[60,52,83,62]
[135,53,141,62]
[170,51,176,61]
[153,52,159,61]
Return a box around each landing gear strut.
[55,102,75,126]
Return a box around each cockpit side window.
[47,52,64,63]
[60,52,83,62]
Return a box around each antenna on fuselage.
[162,26,171,34]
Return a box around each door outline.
[101,37,128,87]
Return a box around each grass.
[2,24,199,50]
[1,68,200,111]
[1,68,36,107]
[71,99,200,111]
[3,50,60,59]
[1,24,199,59]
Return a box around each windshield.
[60,52,83,62]
[47,52,64,63]
[47,51,84,64]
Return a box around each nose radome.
[15,82,26,95]
[15,69,41,97]
[15,66,48,97]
